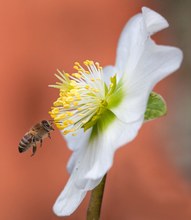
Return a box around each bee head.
[41,120,54,131]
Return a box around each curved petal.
[71,113,143,188]
[83,117,142,181]
[55,114,142,216]
[63,127,92,151]
[115,7,169,80]
[53,173,87,216]
[111,40,183,123]
[110,7,183,123]
[53,167,102,216]
[142,7,169,35]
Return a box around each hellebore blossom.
[49,7,183,216]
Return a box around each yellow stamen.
[72,73,82,79]
[73,101,79,106]
[64,104,70,108]
[66,112,74,116]
[49,60,106,136]
[65,96,74,102]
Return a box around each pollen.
[64,104,70,108]
[72,73,82,79]
[49,60,116,136]
[73,101,79,106]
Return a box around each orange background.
[0,0,191,219]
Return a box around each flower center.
[49,60,116,136]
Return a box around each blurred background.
[0,0,191,219]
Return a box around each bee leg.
[40,139,43,147]
[48,133,51,139]
[31,137,37,156]
[31,145,37,157]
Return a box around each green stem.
[86,174,107,220]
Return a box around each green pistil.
[83,100,108,131]
[83,75,124,133]
[107,79,124,108]
[89,109,116,141]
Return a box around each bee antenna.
[55,121,62,124]
[50,120,62,124]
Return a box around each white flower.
[50,7,183,216]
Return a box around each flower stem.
[86,174,107,220]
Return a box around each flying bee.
[18,120,54,156]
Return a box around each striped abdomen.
[18,133,34,153]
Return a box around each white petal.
[85,118,142,180]
[142,7,169,35]
[103,65,119,85]
[130,42,183,85]
[115,13,146,78]
[115,7,170,80]
[65,128,92,174]
[63,127,92,151]
[67,150,79,174]
[111,40,183,123]
[53,168,102,216]
[73,116,142,186]
[55,115,142,216]
[111,6,183,123]
[53,173,87,216]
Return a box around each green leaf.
[144,92,167,121]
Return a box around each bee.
[18,120,54,156]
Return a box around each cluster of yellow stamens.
[49,60,107,136]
